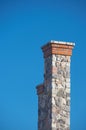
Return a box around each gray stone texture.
[38,55,71,130]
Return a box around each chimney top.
[41,40,75,58]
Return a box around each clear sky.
[0,0,86,130]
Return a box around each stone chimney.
[36,40,75,130]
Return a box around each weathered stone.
[40,99,45,108]
[57,88,64,97]
[66,78,70,83]
[52,97,55,105]
[58,118,65,124]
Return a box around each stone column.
[36,40,75,130]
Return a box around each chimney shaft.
[36,40,75,130]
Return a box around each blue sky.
[0,0,86,130]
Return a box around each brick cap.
[41,40,75,58]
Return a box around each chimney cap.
[50,40,75,45]
[42,40,75,48]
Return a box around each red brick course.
[42,42,74,58]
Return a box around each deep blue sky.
[0,0,86,130]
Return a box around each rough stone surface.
[37,54,71,130]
